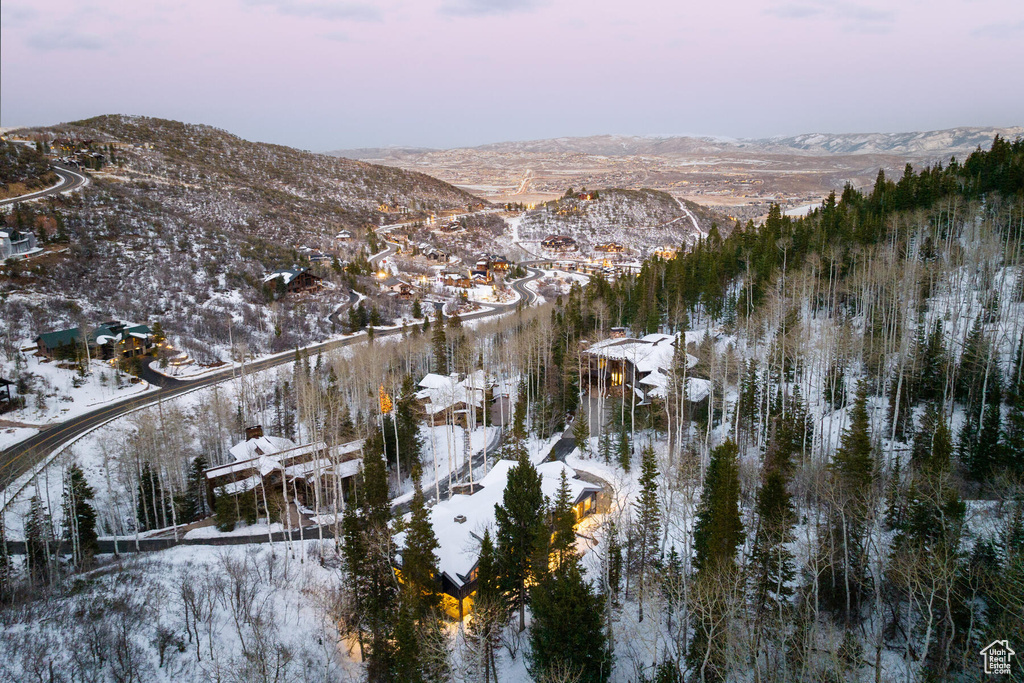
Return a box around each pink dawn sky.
[1,0,1022,150]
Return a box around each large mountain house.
[0,228,39,260]
[394,460,601,620]
[34,321,154,361]
[263,268,323,295]
[204,427,364,512]
[583,332,711,408]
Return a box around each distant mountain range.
[331,126,1023,161]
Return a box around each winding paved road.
[0,163,89,207]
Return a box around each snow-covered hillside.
[516,189,710,254]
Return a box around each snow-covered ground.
[184,519,287,540]
[0,541,360,683]
[0,353,155,446]
[526,268,590,306]
[461,282,516,305]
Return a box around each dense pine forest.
[2,136,1023,683]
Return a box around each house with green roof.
[35,321,154,361]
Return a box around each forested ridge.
[587,134,1024,333]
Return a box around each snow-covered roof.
[586,332,697,374]
[208,439,365,482]
[416,371,487,415]
[639,371,712,402]
[229,435,297,462]
[222,474,262,496]
[284,456,364,481]
[394,459,600,591]
[262,268,307,285]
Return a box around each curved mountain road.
[0,163,90,207]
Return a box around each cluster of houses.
[379,275,417,299]
[46,137,108,168]
[34,320,155,361]
[203,420,599,621]
[594,242,626,254]
[0,228,39,260]
[436,220,465,234]
[193,330,712,620]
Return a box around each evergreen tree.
[393,587,450,683]
[956,316,989,407]
[337,401,355,441]
[495,451,547,632]
[692,440,743,574]
[617,423,631,472]
[832,384,877,516]
[502,380,529,461]
[396,376,425,476]
[358,446,398,681]
[632,444,661,621]
[823,383,877,623]
[528,559,610,683]
[884,455,906,532]
[341,499,367,657]
[910,403,952,474]
[599,430,613,464]
[401,477,441,618]
[747,467,795,629]
[392,596,423,683]
[916,321,947,403]
[971,375,1003,482]
[468,529,503,683]
[24,494,53,585]
[889,407,965,676]
[549,469,577,569]
[737,359,760,440]
[688,441,743,682]
[606,521,623,600]
[214,488,238,532]
[181,455,209,522]
[1005,332,1024,478]
[61,463,97,567]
